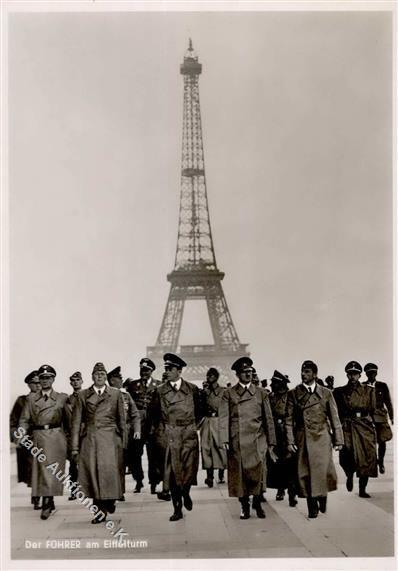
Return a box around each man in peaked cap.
[65,371,84,500]
[219,357,277,520]
[333,361,378,498]
[71,362,127,523]
[149,353,203,521]
[266,370,297,506]
[285,360,343,518]
[123,357,162,494]
[363,363,394,474]
[10,370,42,509]
[19,365,69,520]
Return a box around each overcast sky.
[8,9,393,400]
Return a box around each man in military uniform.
[267,370,297,506]
[334,361,378,497]
[10,370,42,509]
[363,363,393,474]
[200,368,227,487]
[150,353,203,521]
[19,365,69,520]
[71,362,126,523]
[219,357,277,520]
[285,360,343,518]
[65,371,83,501]
[107,366,141,500]
[123,358,162,494]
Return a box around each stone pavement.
[10,448,394,560]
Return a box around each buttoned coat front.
[285,384,343,497]
[218,383,276,497]
[19,389,69,496]
[71,385,126,500]
[150,379,202,490]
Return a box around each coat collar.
[164,379,189,395]
[234,383,255,397]
[36,388,56,402]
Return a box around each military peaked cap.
[140,358,156,371]
[92,362,107,374]
[364,363,378,373]
[345,361,362,373]
[107,366,122,380]
[69,371,82,381]
[231,356,253,373]
[207,367,220,378]
[38,364,56,378]
[163,353,187,369]
[271,369,290,383]
[24,370,39,383]
[301,360,318,374]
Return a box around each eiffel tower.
[147,40,249,384]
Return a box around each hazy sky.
[8,9,393,399]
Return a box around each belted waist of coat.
[166,419,195,427]
[347,411,371,419]
[32,424,61,430]
[205,412,218,418]
[275,418,285,424]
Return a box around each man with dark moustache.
[107,366,141,500]
[363,363,393,474]
[219,357,277,520]
[19,365,69,520]
[285,360,343,518]
[266,370,298,506]
[10,370,42,509]
[150,353,203,521]
[334,361,378,497]
[200,368,227,487]
[123,358,162,494]
[71,362,126,523]
[64,371,84,501]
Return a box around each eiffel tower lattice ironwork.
[147,40,249,384]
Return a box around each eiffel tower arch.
[147,40,249,385]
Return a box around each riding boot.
[169,489,183,521]
[252,495,266,518]
[359,476,371,498]
[239,496,250,519]
[218,469,225,484]
[378,442,386,473]
[306,497,319,518]
[205,469,214,488]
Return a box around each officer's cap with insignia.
[107,366,122,380]
[231,356,253,373]
[207,367,219,378]
[140,358,156,371]
[92,362,107,374]
[24,370,39,384]
[69,371,82,381]
[345,361,362,373]
[38,364,56,378]
[301,360,318,374]
[163,353,187,369]
[271,369,290,383]
[364,363,378,373]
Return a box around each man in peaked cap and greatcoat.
[64,371,84,501]
[71,362,127,523]
[285,360,344,518]
[333,361,378,498]
[10,370,42,509]
[107,366,141,500]
[219,357,277,520]
[123,357,162,494]
[200,367,227,487]
[19,365,69,520]
[362,363,393,474]
[149,353,203,521]
[266,370,298,506]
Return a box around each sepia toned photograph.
[1,1,395,569]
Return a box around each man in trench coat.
[10,370,42,509]
[285,360,344,518]
[19,364,69,520]
[200,367,227,487]
[333,361,378,497]
[363,362,393,474]
[219,357,277,520]
[149,353,203,521]
[64,371,84,501]
[71,362,127,523]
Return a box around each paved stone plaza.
[10,448,394,560]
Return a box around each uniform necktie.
[43,394,48,401]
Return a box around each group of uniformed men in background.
[10,354,393,523]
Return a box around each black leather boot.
[252,495,266,518]
[239,496,250,520]
[359,476,371,498]
[169,492,183,521]
[317,496,327,513]
[205,469,214,488]
[307,497,319,518]
[218,469,225,484]
[40,496,52,520]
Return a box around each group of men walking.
[10,354,393,524]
